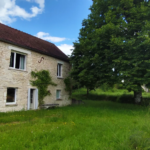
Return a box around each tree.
[70,41,102,95]
[71,0,150,103]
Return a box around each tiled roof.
[0,23,69,62]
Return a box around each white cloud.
[36,32,66,42]
[34,0,44,8]
[36,31,73,55]
[0,0,45,23]
[57,44,74,56]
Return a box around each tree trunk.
[134,91,142,104]
[87,88,89,96]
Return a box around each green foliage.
[114,84,124,90]
[70,0,150,102]
[100,83,113,92]
[64,77,73,96]
[30,70,57,105]
[64,76,80,97]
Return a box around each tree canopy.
[70,0,150,102]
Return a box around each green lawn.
[73,88,150,104]
[0,89,150,149]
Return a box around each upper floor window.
[57,63,62,77]
[9,52,26,70]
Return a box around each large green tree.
[70,0,150,102]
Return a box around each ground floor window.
[6,88,16,104]
[56,90,61,100]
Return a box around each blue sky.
[0,0,93,55]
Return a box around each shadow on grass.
[73,93,134,102]
[73,92,150,106]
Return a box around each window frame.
[6,88,17,105]
[56,90,61,100]
[57,63,62,78]
[9,51,26,71]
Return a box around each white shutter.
[35,89,39,109]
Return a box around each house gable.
[0,23,69,62]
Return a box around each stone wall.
[0,41,71,112]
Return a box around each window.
[30,89,34,104]
[9,52,26,70]
[57,63,62,77]
[56,90,61,100]
[6,88,16,104]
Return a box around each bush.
[114,84,124,89]
[100,83,113,92]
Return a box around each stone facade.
[0,41,71,112]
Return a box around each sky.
[0,0,93,56]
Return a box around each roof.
[0,23,69,62]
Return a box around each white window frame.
[57,63,62,77]
[9,51,26,71]
[6,88,17,105]
[56,90,61,100]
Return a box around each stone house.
[0,23,71,112]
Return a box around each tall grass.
[0,88,150,149]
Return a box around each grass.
[1,88,150,149]
[72,88,150,104]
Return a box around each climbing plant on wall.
[30,70,57,105]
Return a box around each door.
[28,88,38,110]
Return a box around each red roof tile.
[0,23,69,62]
